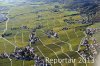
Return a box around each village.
[0,0,100,66]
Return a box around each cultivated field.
[0,1,99,66]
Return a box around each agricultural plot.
[0,1,99,66]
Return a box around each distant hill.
[0,0,27,3]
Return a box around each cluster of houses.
[79,38,99,59]
[0,45,35,60]
[29,24,44,45]
[85,28,96,37]
[29,33,39,45]
[0,45,50,66]
[79,38,94,60]
[78,28,99,60]
[45,30,59,38]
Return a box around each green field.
[0,1,99,66]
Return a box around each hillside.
[0,0,100,66]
